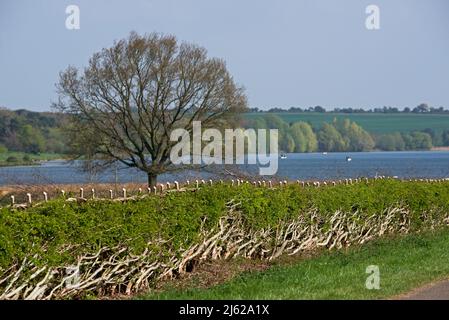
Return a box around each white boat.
[280,153,287,159]
[346,156,352,162]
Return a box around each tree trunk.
[148,173,158,188]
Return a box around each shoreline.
[1,149,448,168]
[431,146,449,151]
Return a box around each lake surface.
[0,151,448,185]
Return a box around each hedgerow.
[0,179,448,299]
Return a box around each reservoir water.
[0,151,448,185]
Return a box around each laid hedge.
[1,179,449,299]
[1,179,449,270]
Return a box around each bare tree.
[54,32,247,187]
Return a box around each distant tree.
[442,130,449,146]
[401,133,414,150]
[290,123,307,153]
[339,108,354,114]
[422,128,442,146]
[0,144,7,154]
[298,122,318,152]
[317,123,346,152]
[6,156,18,163]
[46,127,68,154]
[375,133,405,151]
[264,114,288,131]
[403,132,433,150]
[314,106,326,113]
[334,119,375,151]
[263,114,290,149]
[392,132,406,150]
[412,103,430,113]
[389,107,399,113]
[54,32,247,187]
[284,134,296,153]
[410,132,433,150]
[246,117,267,130]
[19,125,45,154]
[290,121,318,153]
[267,107,285,113]
[288,107,303,112]
[376,134,396,151]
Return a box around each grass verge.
[140,229,449,300]
[0,152,65,167]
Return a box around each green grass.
[244,112,449,134]
[0,152,64,166]
[141,229,449,300]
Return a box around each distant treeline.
[249,103,449,114]
[0,108,68,154]
[244,114,449,152]
[1,107,449,155]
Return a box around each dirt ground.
[0,182,151,205]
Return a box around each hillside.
[0,108,68,155]
[244,112,449,134]
[1,108,449,157]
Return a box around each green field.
[142,229,449,300]
[0,152,64,167]
[244,112,449,134]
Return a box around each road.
[398,280,449,300]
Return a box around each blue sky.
[0,0,448,111]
